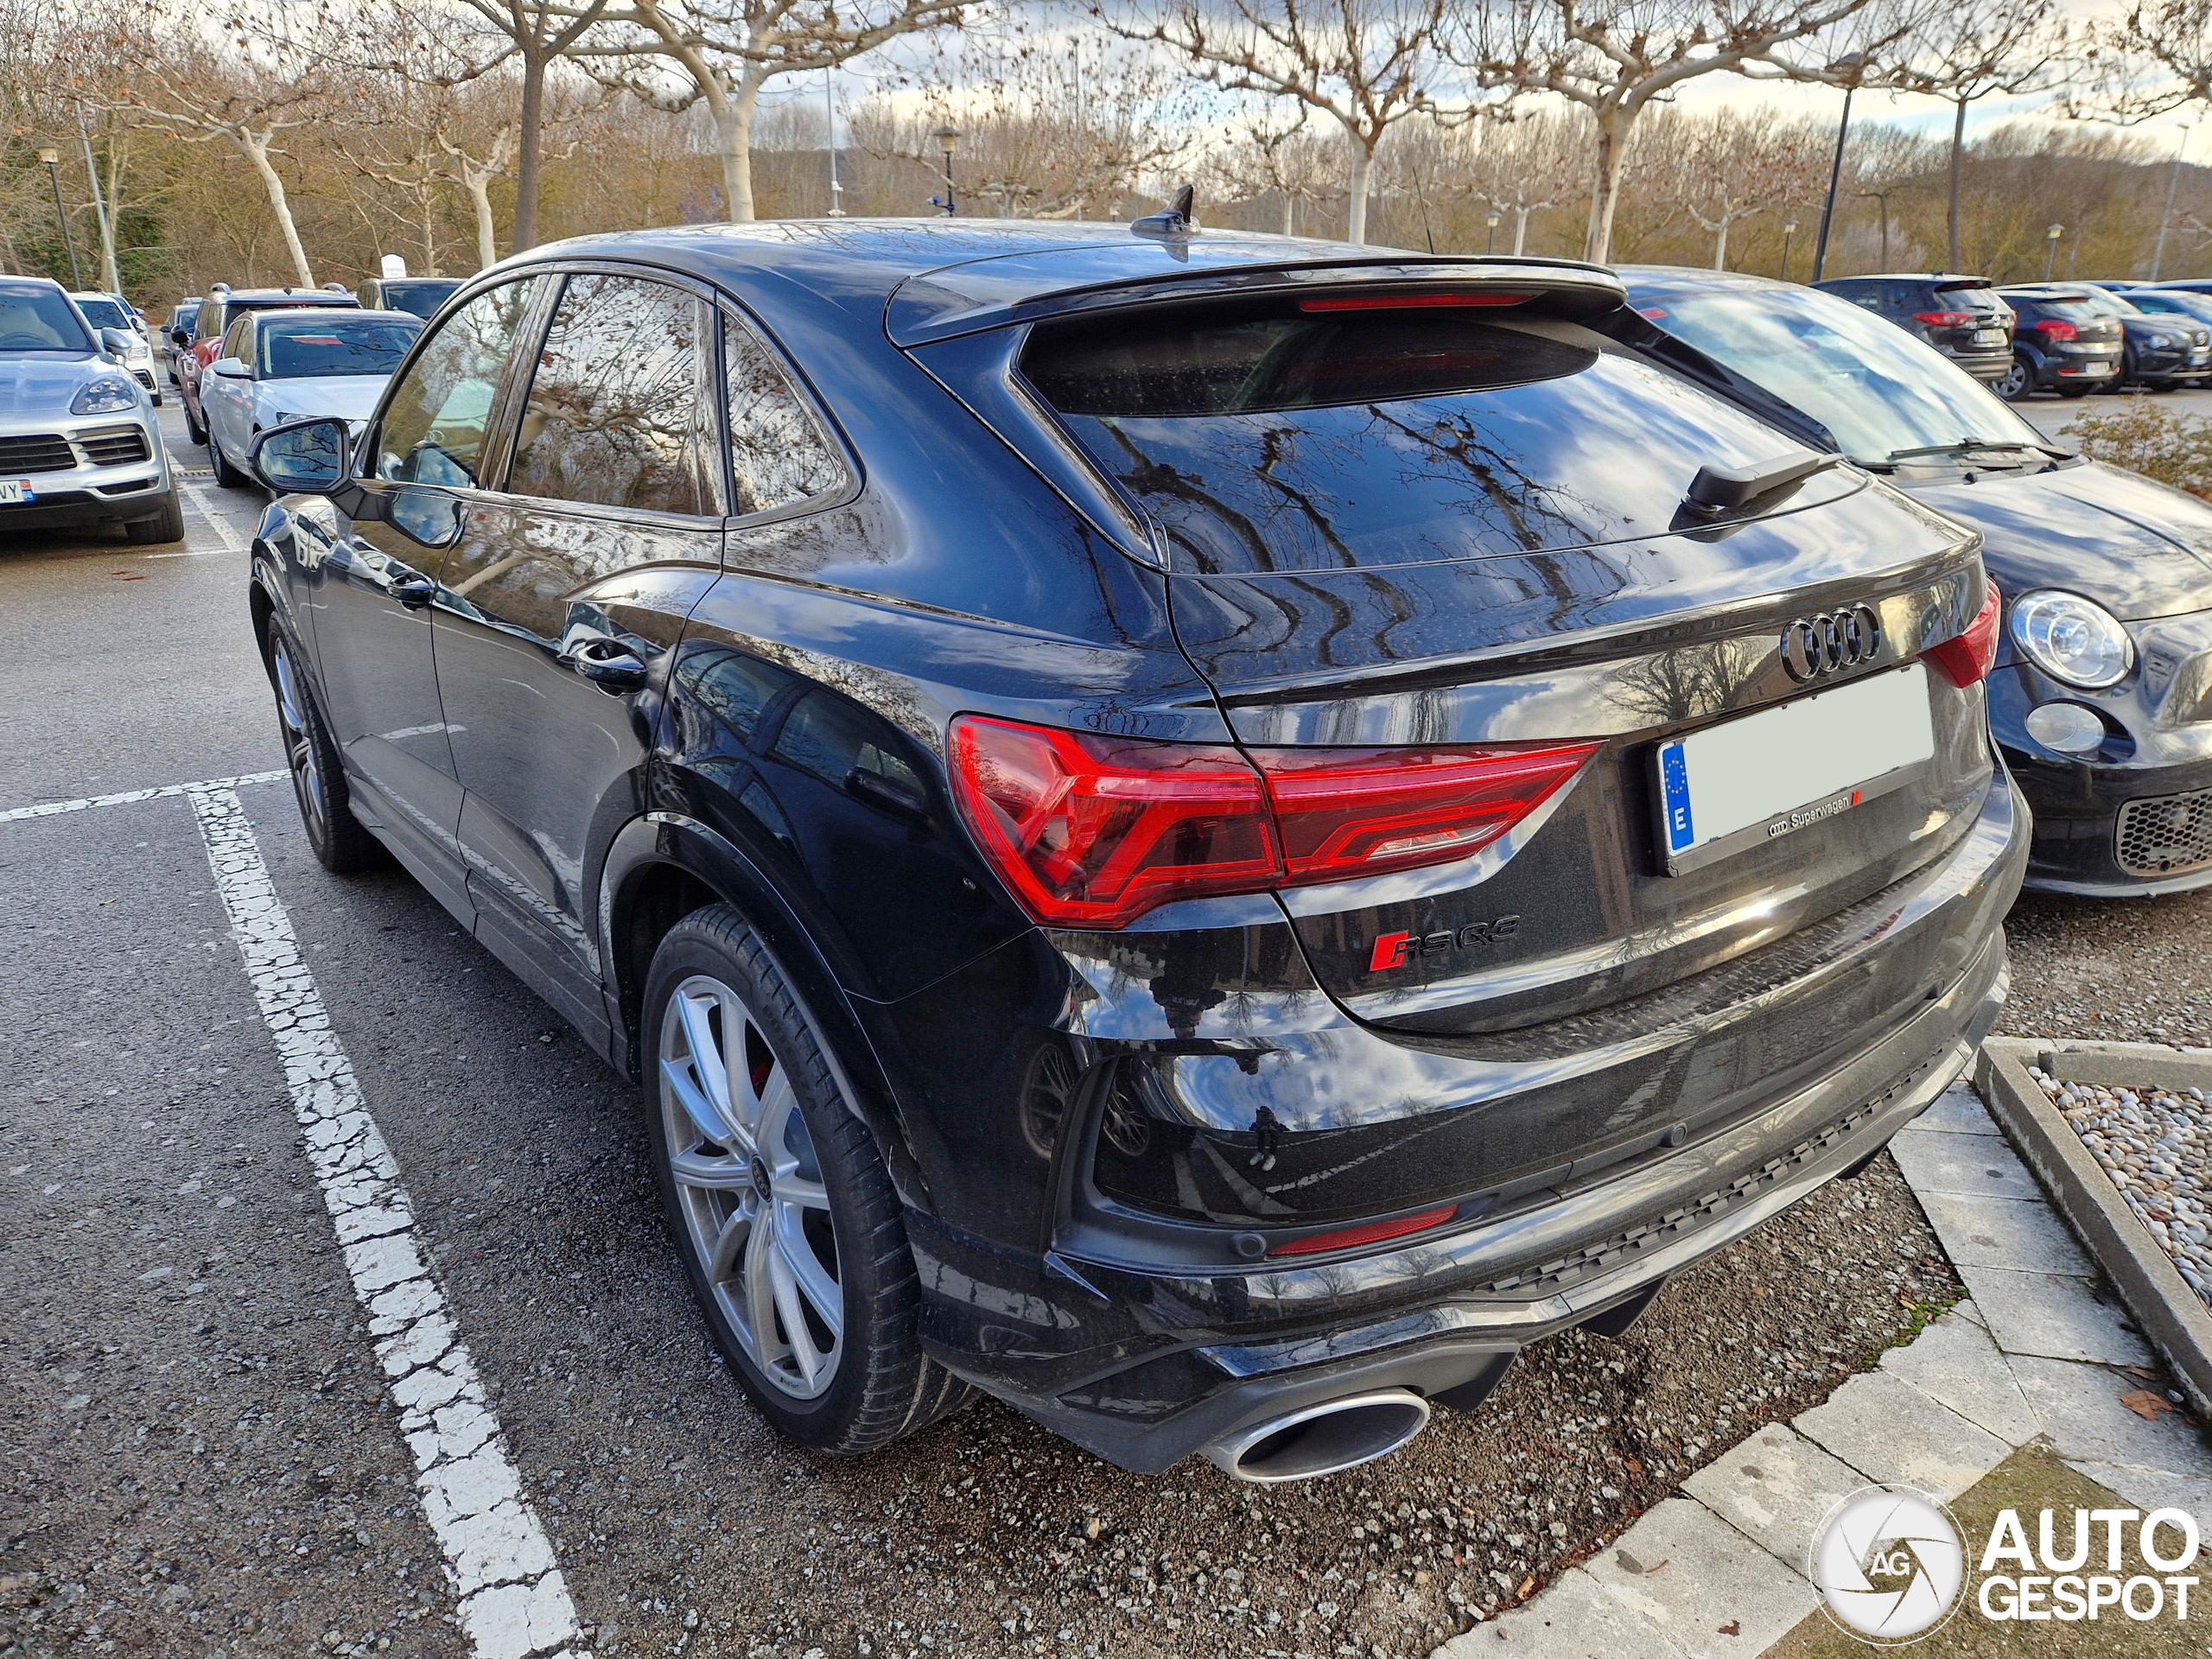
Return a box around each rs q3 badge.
[1370,916,1522,971]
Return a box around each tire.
[1996,353,2033,402]
[210,428,248,489]
[152,389,163,408]
[2149,379,2179,393]
[643,906,973,1454]
[183,397,206,446]
[2058,385,2093,399]
[122,488,185,545]
[266,616,380,874]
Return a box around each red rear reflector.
[1300,293,1532,312]
[948,717,1595,929]
[1268,1202,1459,1257]
[1929,578,2002,689]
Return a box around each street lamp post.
[1812,54,1866,285]
[1781,219,1799,282]
[2044,222,2063,282]
[823,68,844,218]
[36,145,82,289]
[1485,210,1500,256]
[931,125,960,216]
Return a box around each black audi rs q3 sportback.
[245,222,2024,1484]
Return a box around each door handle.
[561,637,649,693]
[391,574,435,609]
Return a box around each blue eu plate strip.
[1660,741,1694,854]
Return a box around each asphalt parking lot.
[1,399,2205,1659]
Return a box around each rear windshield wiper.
[1685,449,1844,513]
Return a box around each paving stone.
[1682,1424,1866,1572]
[1886,1128,2039,1200]
[2066,1461,2212,1519]
[1877,1310,2040,1446]
[1955,1264,2154,1367]
[1913,1084,2003,1136]
[1577,1497,1818,1658]
[2009,1354,2212,1477]
[1436,1567,1688,1657]
[1914,1189,2094,1275]
[1792,1370,2012,1500]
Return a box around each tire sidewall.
[641,912,892,1444]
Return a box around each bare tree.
[1450,0,1923,264]
[1656,106,1826,267]
[578,0,973,223]
[1874,0,2063,268]
[1463,105,1580,252]
[1103,0,1453,245]
[435,0,609,251]
[1203,106,1348,233]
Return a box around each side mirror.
[211,356,251,378]
[99,327,135,361]
[250,417,349,495]
[169,327,188,347]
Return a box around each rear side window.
[508,274,715,517]
[723,315,845,516]
[1023,300,1795,574]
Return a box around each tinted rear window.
[1023,302,1803,574]
[2027,298,2112,322]
[380,281,462,319]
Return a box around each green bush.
[2064,397,2212,496]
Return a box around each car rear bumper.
[910,766,2028,1473]
[1944,346,2014,379]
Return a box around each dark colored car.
[2069,286,2212,391]
[358,276,465,320]
[2107,285,2212,335]
[161,300,200,385]
[1625,266,2212,897]
[244,224,2022,1482]
[1814,273,2015,380]
[1992,287,2126,399]
[175,285,360,448]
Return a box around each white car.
[69,292,161,405]
[199,307,422,488]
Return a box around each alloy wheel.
[658,974,843,1400]
[1994,356,2030,402]
[270,637,329,848]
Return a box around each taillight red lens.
[948,717,1596,929]
[2034,319,2077,341]
[1268,1202,1460,1258]
[1911,311,1978,328]
[1299,292,1532,312]
[1929,578,2002,689]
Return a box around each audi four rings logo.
[1780,604,1883,682]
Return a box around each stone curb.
[1977,1037,2212,1421]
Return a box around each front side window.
[260,317,421,380]
[0,283,92,353]
[724,315,846,515]
[507,273,712,516]
[375,278,537,488]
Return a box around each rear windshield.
[378,281,461,319]
[73,297,131,331]
[2025,298,2113,322]
[258,315,421,378]
[1022,302,1801,574]
[0,283,91,352]
[1935,283,2006,308]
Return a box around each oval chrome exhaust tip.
[1202,1389,1432,1484]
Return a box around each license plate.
[1655,664,1934,876]
[2082,361,2111,374]
[0,480,32,505]
[2193,352,2209,365]
[1974,328,2003,345]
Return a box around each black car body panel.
[1815,273,2015,379]
[1995,287,2126,397]
[249,223,2025,1475]
[1621,265,2212,896]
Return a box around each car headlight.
[71,376,140,415]
[2011,590,2135,690]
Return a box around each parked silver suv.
[0,277,181,543]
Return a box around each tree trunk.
[237,129,314,289]
[1947,94,1967,271]
[1346,140,1372,245]
[1512,205,1529,257]
[1584,110,1629,264]
[512,52,544,252]
[467,169,499,270]
[1282,192,1294,237]
[1713,219,1729,270]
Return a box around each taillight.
[1299,293,1532,312]
[2033,319,2077,341]
[948,716,1595,929]
[1911,311,1978,328]
[1929,579,2002,689]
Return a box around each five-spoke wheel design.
[658,973,844,1400]
[271,634,330,847]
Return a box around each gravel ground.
[1997,891,2212,1047]
[2035,1069,2212,1307]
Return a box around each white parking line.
[185,785,590,1659]
[0,770,286,823]
[169,481,247,556]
